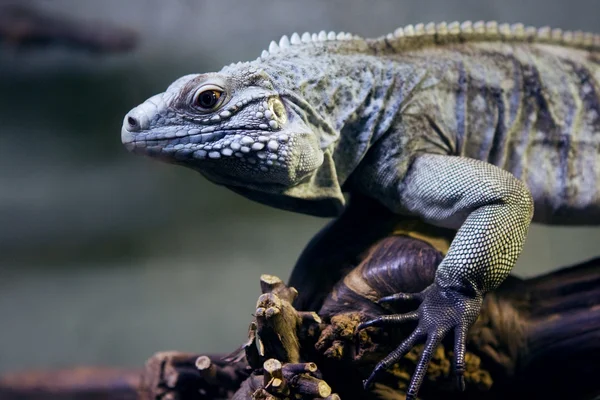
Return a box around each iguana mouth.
[122,127,230,148]
[122,121,292,162]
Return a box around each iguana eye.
[193,86,224,110]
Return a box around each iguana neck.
[231,54,427,186]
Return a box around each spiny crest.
[256,21,600,61]
[379,21,600,51]
[258,30,361,60]
[225,60,253,69]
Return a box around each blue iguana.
[121,21,600,398]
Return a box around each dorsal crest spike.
[486,21,498,31]
[268,41,279,54]
[473,21,485,33]
[436,22,448,35]
[290,32,301,44]
[447,21,460,34]
[499,23,511,36]
[511,23,525,38]
[279,35,290,48]
[538,26,551,39]
[425,22,436,35]
[460,21,473,34]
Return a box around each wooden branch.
[138,351,250,400]
[2,226,599,400]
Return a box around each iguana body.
[121,22,600,398]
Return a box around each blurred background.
[0,0,599,374]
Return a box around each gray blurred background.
[0,0,599,374]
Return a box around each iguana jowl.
[122,21,600,398]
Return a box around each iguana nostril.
[126,115,140,131]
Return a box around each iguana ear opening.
[268,97,287,123]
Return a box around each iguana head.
[122,32,371,216]
[121,64,325,189]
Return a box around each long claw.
[453,325,468,391]
[356,321,371,331]
[363,330,421,390]
[362,369,378,390]
[357,311,419,331]
[378,292,422,304]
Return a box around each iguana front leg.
[358,153,534,398]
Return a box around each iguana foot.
[357,282,483,399]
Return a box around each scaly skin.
[121,22,600,398]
